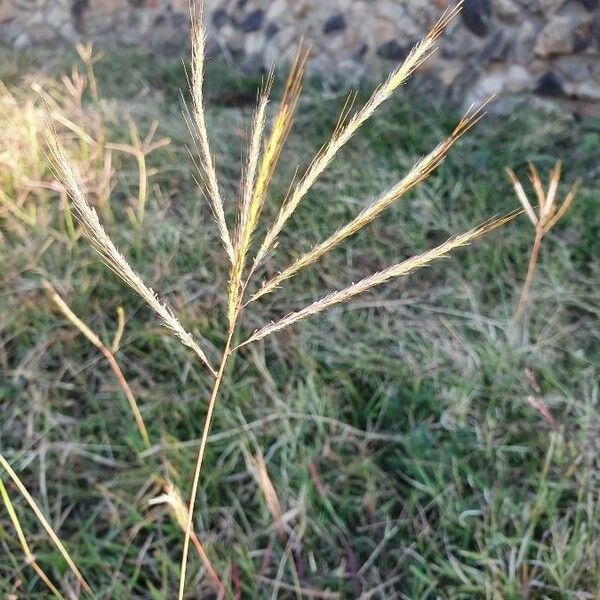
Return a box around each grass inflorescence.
[45,3,524,595]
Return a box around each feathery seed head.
[239,210,521,348]
[252,3,465,270]
[45,129,216,376]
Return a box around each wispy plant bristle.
[45,130,216,376]
[239,210,521,348]
[252,2,464,269]
[250,101,488,301]
[227,76,273,325]
[238,210,522,348]
[189,1,234,263]
[250,44,309,233]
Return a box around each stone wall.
[1,0,600,104]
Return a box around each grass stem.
[0,454,91,594]
[178,325,236,600]
[43,280,150,449]
[0,479,65,599]
[515,229,542,322]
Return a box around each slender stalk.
[0,454,91,593]
[43,280,150,448]
[136,153,147,226]
[178,326,236,600]
[100,347,149,448]
[0,478,65,599]
[515,229,542,321]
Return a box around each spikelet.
[506,168,537,225]
[227,77,273,325]
[250,101,488,301]
[45,131,216,376]
[252,2,464,268]
[189,1,234,263]
[508,161,579,236]
[250,45,309,233]
[238,211,520,347]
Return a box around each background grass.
[0,47,599,598]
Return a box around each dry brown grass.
[507,162,578,322]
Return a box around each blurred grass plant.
[106,121,170,228]
[75,42,103,107]
[507,162,578,322]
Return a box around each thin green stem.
[178,326,235,600]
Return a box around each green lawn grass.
[0,48,599,598]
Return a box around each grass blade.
[0,454,91,594]
[0,478,65,599]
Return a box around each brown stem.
[190,529,225,596]
[99,346,149,448]
[515,229,543,321]
[178,327,235,600]
[43,280,150,448]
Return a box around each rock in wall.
[1,0,599,103]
